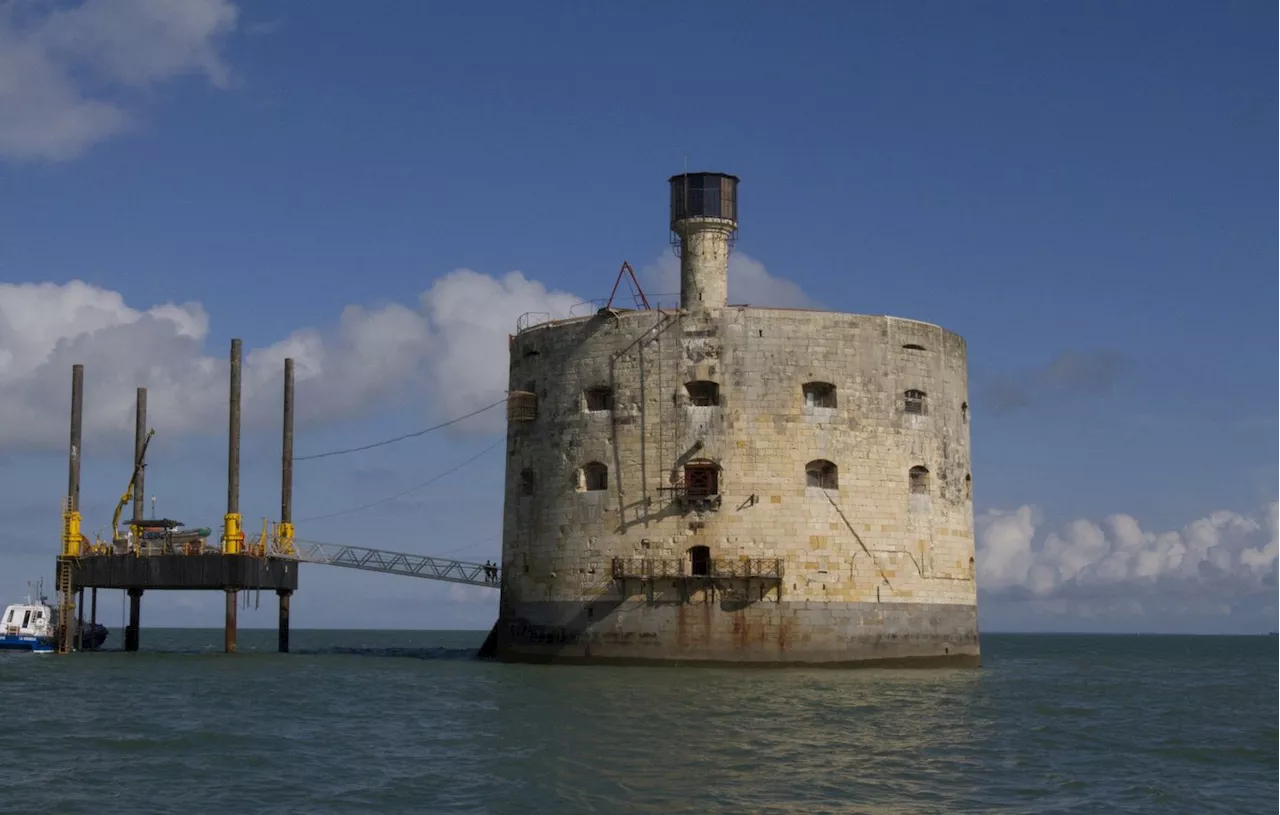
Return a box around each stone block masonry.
[495,304,980,666]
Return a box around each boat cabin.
[1,601,55,639]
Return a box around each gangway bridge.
[274,538,501,588]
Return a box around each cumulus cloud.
[979,350,1130,416]
[976,501,1278,621]
[641,250,816,309]
[420,270,580,421]
[0,0,239,162]
[0,271,582,451]
[0,254,808,451]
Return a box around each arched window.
[805,459,838,489]
[904,390,926,415]
[520,468,535,496]
[582,462,608,491]
[961,401,969,423]
[684,460,719,497]
[685,380,720,407]
[802,381,837,409]
[964,473,972,500]
[909,466,930,494]
[689,545,711,577]
[584,386,614,412]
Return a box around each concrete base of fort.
[485,598,980,668]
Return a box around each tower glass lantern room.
[669,172,739,230]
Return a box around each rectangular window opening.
[684,464,718,497]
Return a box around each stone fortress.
[492,172,980,666]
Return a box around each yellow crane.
[112,428,155,551]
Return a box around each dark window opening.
[583,462,608,491]
[520,468,535,496]
[802,381,837,409]
[584,386,614,412]
[684,462,719,497]
[904,389,927,415]
[522,346,540,358]
[806,459,838,489]
[909,466,930,494]
[685,380,720,406]
[689,545,711,577]
[902,343,926,351]
[961,401,969,423]
[965,473,972,500]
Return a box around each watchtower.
[669,172,739,311]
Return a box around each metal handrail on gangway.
[273,538,501,588]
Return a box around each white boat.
[0,581,109,654]
[0,587,56,654]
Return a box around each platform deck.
[64,554,299,591]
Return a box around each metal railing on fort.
[712,558,784,579]
[611,557,686,580]
[568,299,609,318]
[515,292,684,335]
[516,311,552,332]
[611,557,784,581]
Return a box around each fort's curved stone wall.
[495,305,979,666]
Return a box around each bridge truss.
[275,538,500,589]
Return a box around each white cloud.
[0,255,805,450]
[420,270,580,425]
[0,249,824,451]
[976,501,1279,619]
[0,0,239,162]
[641,250,815,310]
[0,271,582,451]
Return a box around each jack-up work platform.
[55,341,300,655]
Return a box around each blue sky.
[0,0,1274,635]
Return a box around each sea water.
[0,631,1274,814]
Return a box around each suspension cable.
[295,437,504,523]
[293,397,507,462]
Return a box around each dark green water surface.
[1,631,1275,814]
